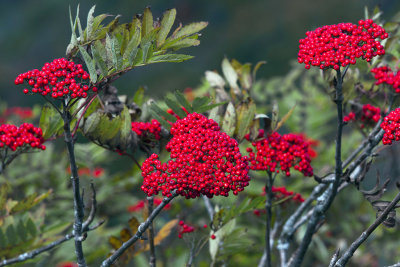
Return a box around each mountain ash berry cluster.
[344,104,381,128]
[381,108,400,145]
[15,58,97,99]
[0,123,45,151]
[298,19,387,70]
[247,132,313,177]
[371,66,400,93]
[131,119,162,140]
[141,113,250,199]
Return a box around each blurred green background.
[1,0,400,106]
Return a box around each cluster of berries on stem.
[343,104,381,128]
[269,186,305,203]
[381,108,400,145]
[371,66,400,93]
[131,119,162,140]
[0,123,45,151]
[178,220,195,238]
[15,58,97,99]
[141,113,250,199]
[298,19,387,70]
[0,107,33,123]
[246,131,313,177]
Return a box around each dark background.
[1,0,400,106]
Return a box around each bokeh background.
[1,0,400,105]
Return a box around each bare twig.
[0,220,104,267]
[147,196,156,267]
[334,190,400,266]
[202,195,214,221]
[62,100,87,267]
[259,171,274,267]
[101,192,177,267]
[328,249,340,267]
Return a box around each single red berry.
[210,234,216,240]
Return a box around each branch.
[62,100,87,267]
[0,220,104,267]
[101,192,178,267]
[334,190,400,266]
[202,195,214,221]
[147,196,156,267]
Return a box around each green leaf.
[148,54,193,63]
[192,97,210,111]
[162,38,200,51]
[142,7,153,38]
[236,99,256,141]
[132,48,143,66]
[119,107,132,150]
[79,46,97,83]
[92,41,108,77]
[221,102,236,137]
[143,43,154,63]
[96,114,122,143]
[165,94,186,118]
[0,228,7,248]
[39,104,63,139]
[26,218,37,237]
[194,102,226,114]
[17,220,28,242]
[157,9,176,47]
[83,112,101,136]
[123,26,141,64]
[271,101,279,130]
[222,58,238,90]
[150,102,177,122]
[107,34,122,70]
[6,224,17,246]
[90,13,109,39]
[174,91,193,113]
[77,17,84,41]
[174,21,208,39]
[133,86,145,106]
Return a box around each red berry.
[210,234,216,240]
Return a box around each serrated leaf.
[68,5,78,49]
[194,102,226,114]
[236,99,256,141]
[174,21,208,39]
[150,110,171,130]
[221,102,236,137]
[107,34,122,70]
[142,7,153,38]
[157,9,176,47]
[0,228,7,248]
[150,102,177,123]
[77,17,84,41]
[165,94,186,118]
[92,43,108,77]
[133,87,145,106]
[174,91,193,113]
[109,236,123,250]
[91,14,110,38]
[275,103,296,131]
[143,43,154,63]
[17,220,28,242]
[6,224,17,246]
[79,46,97,83]
[147,54,193,63]
[192,97,210,111]
[162,38,200,51]
[96,114,122,143]
[123,27,141,63]
[130,48,141,66]
[222,58,239,91]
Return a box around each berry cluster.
[127,197,171,212]
[381,108,400,145]
[141,113,250,198]
[298,19,387,70]
[15,58,97,99]
[344,104,381,128]
[131,119,162,140]
[371,66,400,93]
[66,166,104,178]
[247,132,313,177]
[1,107,33,122]
[178,220,195,238]
[0,123,45,151]
[271,186,305,203]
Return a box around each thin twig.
[202,195,214,221]
[334,190,400,266]
[328,249,340,267]
[147,196,156,267]
[62,100,87,267]
[71,93,99,136]
[259,171,274,267]
[101,192,177,267]
[0,220,104,267]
